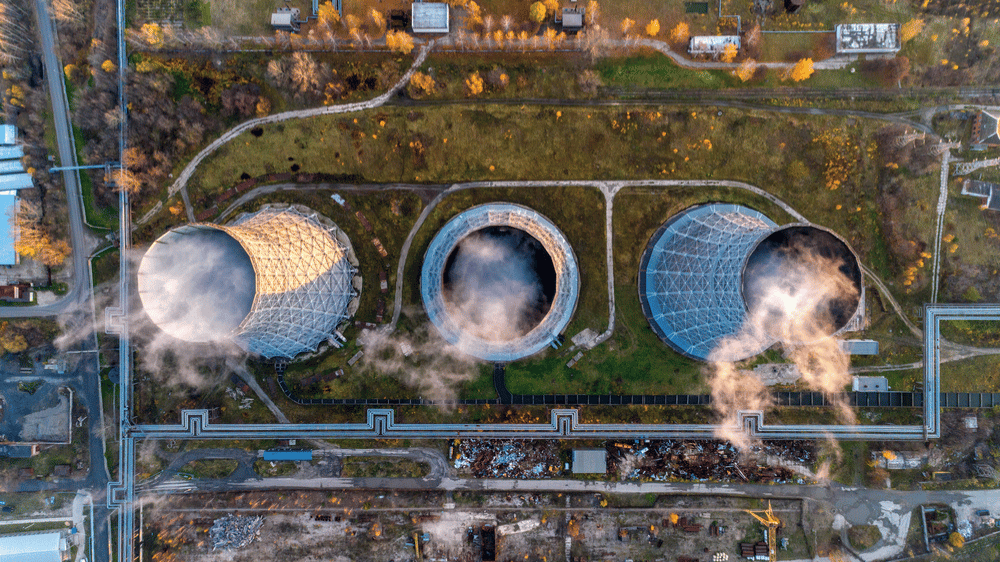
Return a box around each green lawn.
[596,54,737,89]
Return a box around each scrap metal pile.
[454,439,559,478]
[209,515,265,550]
[607,440,815,483]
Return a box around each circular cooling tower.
[421,203,579,362]
[638,204,777,362]
[137,205,360,359]
[741,225,863,341]
[639,204,864,362]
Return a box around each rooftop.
[412,2,449,33]
[572,449,607,474]
[688,35,740,54]
[835,23,901,53]
[0,125,15,146]
[0,531,64,562]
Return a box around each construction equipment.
[745,501,780,562]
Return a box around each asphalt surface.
[25,1,111,561]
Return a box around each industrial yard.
[141,491,829,562]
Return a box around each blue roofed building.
[0,125,15,146]
[0,531,66,562]
[0,174,32,192]
[0,192,19,265]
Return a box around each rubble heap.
[454,440,559,478]
[209,515,265,550]
[608,439,815,483]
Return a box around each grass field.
[180,459,238,479]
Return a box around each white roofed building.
[687,35,740,56]
[835,23,901,54]
[0,531,66,562]
[412,2,449,33]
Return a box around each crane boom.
[745,501,780,562]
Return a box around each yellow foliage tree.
[318,1,340,24]
[586,0,599,24]
[789,57,814,81]
[464,71,484,96]
[369,8,385,34]
[620,17,635,35]
[141,22,164,46]
[670,22,689,43]
[12,201,71,268]
[63,64,76,80]
[543,0,559,14]
[0,323,28,354]
[409,71,435,96]
[529,1,546,22]
[385,30,415,54]
[101,59,116,73]
[106,168,141,194]
[721,42,738,63]
[645,19,660,37]
[949,532,964,548]
[900,19,924,42]
[256,97,271,117]
[669,513,679,525]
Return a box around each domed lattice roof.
[638,204,776,361]
[138,205,360,359]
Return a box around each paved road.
[27,2,111,561]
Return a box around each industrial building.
[639,204,862,362]
[688,35,741,56]
[971,110,1000,147]
[835,23,901,54]
[0,531,67,562]
[0,125,31,266]
[421,203,578,362]
[137,205,360,359]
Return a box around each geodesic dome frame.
[421,203,579,362]
[638,203,777,362]
[223,206,360,359]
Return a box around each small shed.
[687,35,740,55]
[835,23,901,54]
[561,7,585,30]
[852,376,889,392]
[271,7,301,32]
[839,339,879,355]
[0,125,15,145]
[572,449,607,474]
[411,2,449,33]
[262,450,313,461]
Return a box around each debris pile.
[607,440,815,483]
[454,440,559,478]
[209,515,264,550]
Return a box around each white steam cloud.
[708,242,861,449]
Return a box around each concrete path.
[931,145,960,303]
[164,42,434,220]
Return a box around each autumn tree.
[464,71,484,96]
[721,42,738,62]
[645,19,660,37]
[543,0,559,16]
[101,59,116,72]
[408,71,435,97]
[586,0,599,25]
[385,30,415,54]
[670,22,689,43]
[11,200,71,269]
[140,22,164,47]
[318,1,340,24]
[529,2,546,23]
[369,8,385,34]
[0,323,28,354]
[900,19,924,42]
[620,17,635,35]
[734,58,757,81]
[788,57,814,81]
[949,532,964,548]
[106,168,141,194]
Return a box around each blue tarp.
[0,192,17,266]
[262,450,313,461]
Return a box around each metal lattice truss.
[222,205,359,359]
[639,204,777,361]
[421,203,579,362]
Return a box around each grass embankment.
[339,457,430,478]
[180,459,238,479]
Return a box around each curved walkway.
[165,42,434,221]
